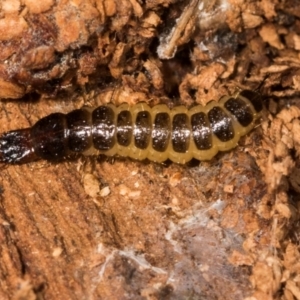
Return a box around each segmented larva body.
[0,90,263,164]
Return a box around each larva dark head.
[238,90,263,113]
[0,129,37,164]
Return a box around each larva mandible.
[0,90,263,164]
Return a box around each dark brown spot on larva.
[224,98,253,127]
[117,110,133,147]
[172,113,190,153]
[31,113,68,160]
[66,109,92,152]
[152,112,171,152]
[92,106,116,151]
[134,111,151,149]
[191,112,212,150]
[208,107,235,142]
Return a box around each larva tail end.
[239,90,263,113]
[0,129,37,164]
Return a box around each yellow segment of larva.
[100,103,119,157]
[188,104,218,161]
[115,102,132,158]
[220,94,260,146]
[147,104,171,163]
[167,105,193,164]
[127,102,151,161]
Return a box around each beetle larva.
[0,90,262,164]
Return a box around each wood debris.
[0,0,300,299]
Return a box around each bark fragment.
[0,0,300,299]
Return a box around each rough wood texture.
[0,0,300,299]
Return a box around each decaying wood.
[0,0,300,299]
